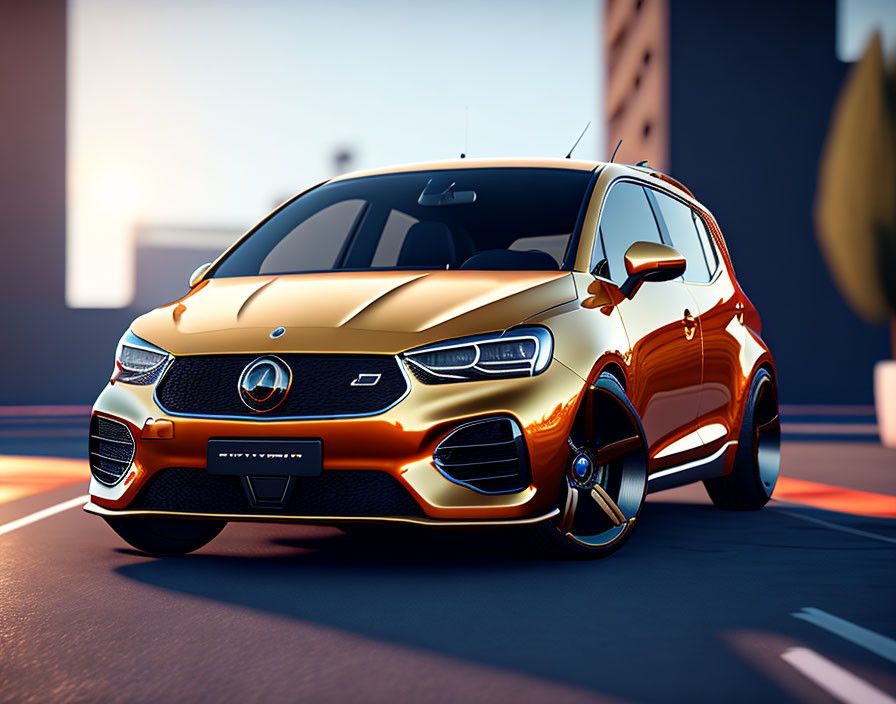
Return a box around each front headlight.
[113,330,172,385]
[404,326,553,383]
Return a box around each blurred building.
[604,0,890,403]
[133,225,240,310]
[605,0,668,170]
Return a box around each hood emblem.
[238,356,292,412]
[270,326,286,339]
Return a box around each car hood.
[131,270,577,355]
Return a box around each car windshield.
[210,167,593,277]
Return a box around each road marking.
[773,478,896,519]
[0,455,90,504]
[780,647,896,704]
[793,608,896,664]
[776,509,896,545]
[0,495,89,537]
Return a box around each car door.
[648,189,740,450]
[591,181,703,462]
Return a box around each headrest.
[397,221,457,268]
[459,249,559,271]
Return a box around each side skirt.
[646,441,736,493]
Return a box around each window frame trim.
[588,176,667,284]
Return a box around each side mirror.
[619,242,686,299]
[189,262,212,288]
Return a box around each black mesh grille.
[433,417,530,494]
[130,468,426,517]
[156,354,408,418]
[89,415,135,486]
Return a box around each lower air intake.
[130,468,426,518]
[433,417,530,494]
[89,416,135,486]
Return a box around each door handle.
[682,309,697,340]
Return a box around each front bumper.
[88,359,587,522]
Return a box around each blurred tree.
[815,32,896,352]
[816,32,896,445]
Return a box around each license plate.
[207,439,322,476]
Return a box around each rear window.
[211,168,593,277]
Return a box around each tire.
[518,372,648,559]
[104,516,226,555]
[704,367,781,510]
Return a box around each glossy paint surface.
[90,158,776,524]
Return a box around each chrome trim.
[236,355,293,413]
[152,354,412,422]
[114,330,174,385]
[403,327,553,381]
[433,417,529,495]
[646,441,735,493]
[82,501,560,527]
[89,416,136,487]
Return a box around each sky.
[66,0,896,309]
[66,0,602,307]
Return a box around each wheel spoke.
[559,486,578,533]
[593,435,640,464]
[590,483,626,526]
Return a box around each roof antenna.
[565,120,591,159]
[610,139,623,163]
[460,106,469,158]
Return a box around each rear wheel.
[104,516,226,555]
[522,373,648,559]
[704,367,780,510]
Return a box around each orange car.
[84,158,780,558]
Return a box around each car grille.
[129,468,426,517]
[155,354,408,418]
[89,416,135,486]
[433,417,530,494]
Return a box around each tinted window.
[594,181,662,283]
[212,168,592,276]
[259,200,365,274]
[692,211,719,279]
[651,191,711,283]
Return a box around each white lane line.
[781,647,896,704]
[793,608,896,665]
[776,508,896,545]
[0,495,89,537]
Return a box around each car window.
[259,200,366,274]
[650,191,712,284]
[212,168,592,276]
[692,210,719,279]
[508,234,569,267]
[371,210,419,266]
[594,181,663,283]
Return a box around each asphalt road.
[1,419,895,703]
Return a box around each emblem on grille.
[238,356,292,412]
[270,326,286,339]
[351,373,381,387]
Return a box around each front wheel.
[521,373,648,559]
[704,367,780,510]
[104,516,226,555]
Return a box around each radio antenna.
[460,106,469,158]
[565,121,591,159]
[610,139,623,163]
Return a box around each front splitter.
[83,501,559,528]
